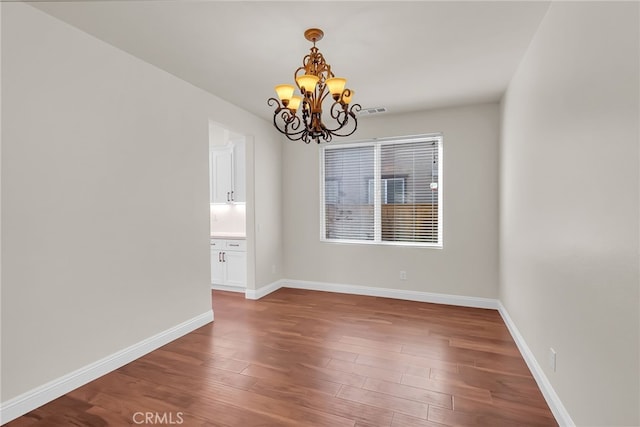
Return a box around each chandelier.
[268,28,361,144]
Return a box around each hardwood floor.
[6,289,557,426]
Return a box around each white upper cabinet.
[232,141,246,203]
[210,146,233,203]
[210,140,245,204]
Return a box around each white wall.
[1,1,282,407]
[283,103,499,298]
[500,2,639,425]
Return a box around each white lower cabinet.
[211,239,246,289]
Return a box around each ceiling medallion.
[268,28,361,144]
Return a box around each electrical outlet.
[549,348,557,372]
[400,270,407,280]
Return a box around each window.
[321,135,442,247]
[368,177,406,204]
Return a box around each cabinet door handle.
[222,252,226,262]
[218,252,222,262]
[226,192,230,202]
[228,243,239,247]
[231,190,234,201]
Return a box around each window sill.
[320,238,443,249]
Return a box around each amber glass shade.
[275,84,295,102]
[296,74,320,94]
[325,77,346,96]
[288,96,302,111]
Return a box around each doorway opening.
[208,121,247,293]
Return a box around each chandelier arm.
[329,100,348,120]
[321,103,361,137]
[284,132,308,142]
[331,105,361,138]
[280,121,307,139]
[268,98,300,127]
[319,87,332,105]
[277,124,309,142]
[330,122,359,138]
[267,97,280,109]
[323,101,351,131]
[268,98,310,141]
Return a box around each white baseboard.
[498,302,574,427]
[282,279,499,309]
[211,284,246,293]
[0,310,213,425]
[245,279,285,300]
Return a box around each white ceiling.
[31,1,551,120]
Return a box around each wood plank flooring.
[6,289,557,426]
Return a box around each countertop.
[210,233,246,240]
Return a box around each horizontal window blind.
[322,136,442,246]
[380,141,439,243]
[323,146,375,241]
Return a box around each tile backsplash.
[210,203,246,236]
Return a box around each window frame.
[319,134,443,248]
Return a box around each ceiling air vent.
[358,107,387,117]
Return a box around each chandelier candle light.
[268,28,361,144]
